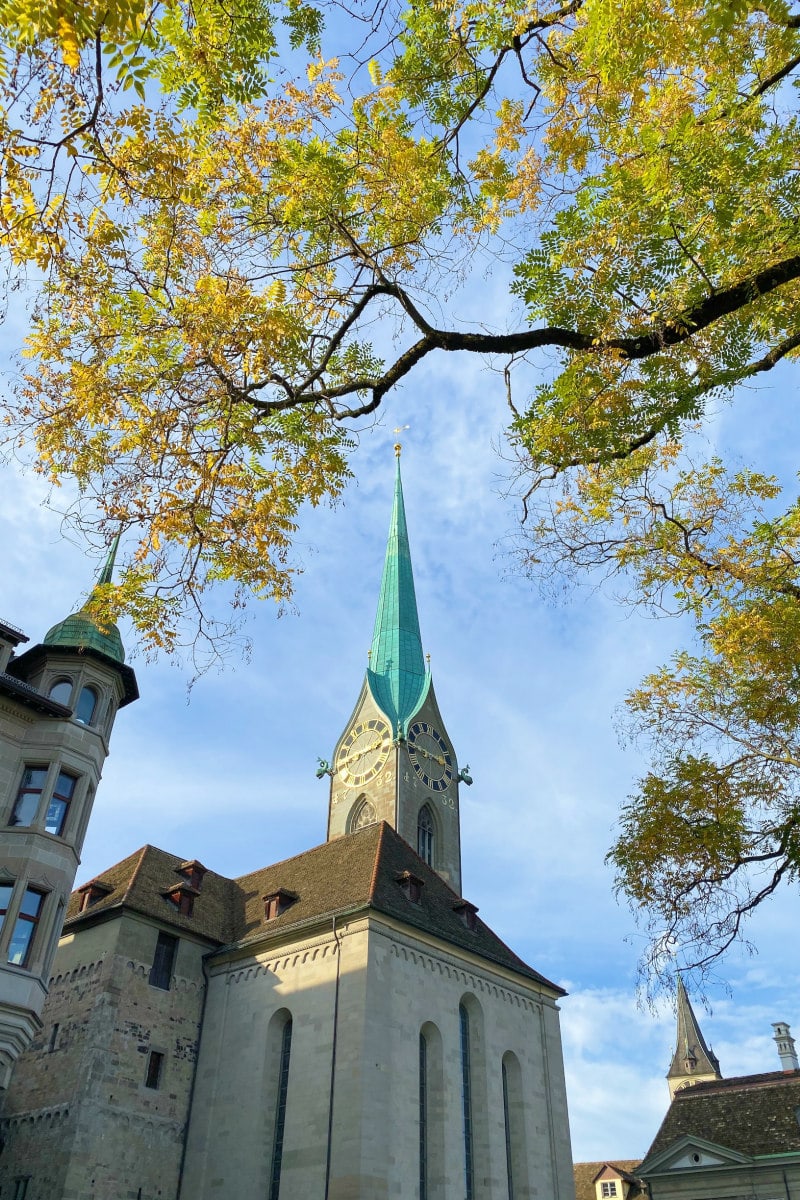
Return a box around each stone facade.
[182,911,573,1200]
[0,598,137,1085]
[0,911,212,1199]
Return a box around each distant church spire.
[667,976,722,1098]
[366,446,429,734]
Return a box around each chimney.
[773,1022,800,1071]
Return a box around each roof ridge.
[121,845,151,905]
[368,821,388,902]
[234,823,382,887]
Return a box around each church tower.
[0,543,137,1084]
[325,446,467,893]
[667,976,722,1098]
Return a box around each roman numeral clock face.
[336,719,391,786]
[407,722,454,792]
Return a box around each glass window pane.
[0,884,13,915]
[7,920,35,966]
[19,889,44,918]
[48,679,72,705]
[54,772,76,800]
[22,768,47,790]
[76,687,97,724]
[45,798,67,836]
[11,792,40,826]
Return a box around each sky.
[2,308,800,1164]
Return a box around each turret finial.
[97,534,121,587]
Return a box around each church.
[0,449,576,1199]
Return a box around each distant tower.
[667,976,722,1098]
[326,447,466,892]
[773,1022,800,1071]
[0,543,137,1084]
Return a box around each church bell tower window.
[350,797,376,832]
[417,805,435,866]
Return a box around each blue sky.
[2,279,800,1164]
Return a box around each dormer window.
[176,860,207,891]
[162,884,198,918]
[77,881,113,912]
[600,1184,618,1198]
[453,901,479,931]
[263,889,298,921]
[396,871,424,904]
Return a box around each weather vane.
[394,425,410,455]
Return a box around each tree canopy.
[3,0,800,985]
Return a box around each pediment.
[641,1133,753,1175]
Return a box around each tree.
[2,0,800,980]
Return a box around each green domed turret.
[43,537,125,664]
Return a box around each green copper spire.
[367,446,429,734]
[44,538,126,664]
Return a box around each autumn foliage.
[3,0,800,982]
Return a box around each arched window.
[502,1052,528,1200]
[76,686,98,725]
[419,1022,445,1199]
[48,678,72,706]
[417,805,434,866]
[419,1031,428,1200]
[268,1014,293,1200]
[349,796,376,832]
[459,1004,474,1200]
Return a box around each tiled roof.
[573,1161,644,1200]
[64,824,563,993]
[645,1069,800,1160]
[235,822,562,990]
[64,845,242,944]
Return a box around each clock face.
[336,718,391,786]
[407,721,453,791]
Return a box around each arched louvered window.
[350,796,376,832]
[417,804,434,866]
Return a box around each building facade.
[638,985,800,1198]
[0,545,137,1089]
[0,452,576,1200]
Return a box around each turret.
[325,448,467,892]
[0,543,138,1085]
[667,976,722,1098]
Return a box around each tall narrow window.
[76,686,98,725]
[0,882,13,931]
[11,767,48,826]
[419,1031,428,1200]
[501,1052,529,1197]
[7,887,45,967]
[502,1060,514,1200]
[145,1050,164,1089]
[417,805,434,866]
[45,771,78,836]
[149,932,178,990]
[459,1004,474,1200]
[269,1018,292,1200]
